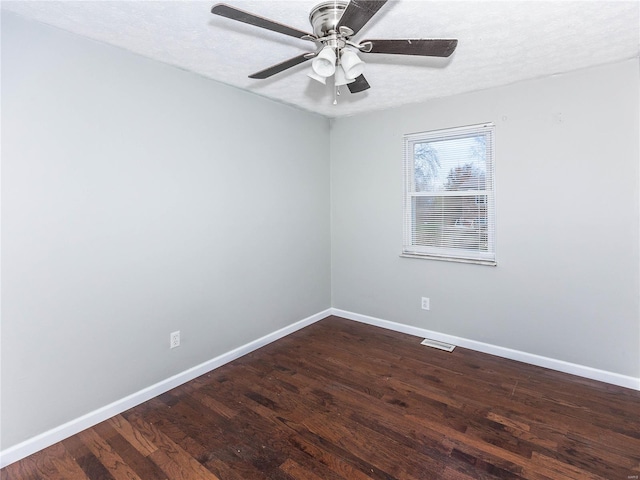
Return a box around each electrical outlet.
[421,297,430,310]
[170,331,180,349]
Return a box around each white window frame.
[402,123,496,265]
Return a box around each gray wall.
[331,59,640,378]
[1,13,331,449]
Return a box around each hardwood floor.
[2,316,639,480]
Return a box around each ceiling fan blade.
[211,3,313,40]
[336,0,388,36]
[347,74,370,93]
[249,53,313,79]
[361,39,458,57]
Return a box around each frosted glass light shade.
[334,65,355,86]
[312,46,337,77]
[307,70,327,84]
[340,48,365,79]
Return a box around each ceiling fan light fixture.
[334,65,355,86]
[340,47,365,80]
[311,45,337,77]
[307,70,327,84]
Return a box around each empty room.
[1,1,639,479]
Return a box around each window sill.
[399,253,497,266]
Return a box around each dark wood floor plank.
[210,342,520,478]
[107,414,159,458]
[62,434,117,480]
[3,316,639,480]
[96,422,168,480]
[123,411,221,480]
[234,366,450,478]
[207,365,425,479]
[278,458,326,480]
[43,443,93,480]
[192,378,359,480]
[76,428,143,480]
[152,395,284,479]
[154,390,281,473]
[0,454,43,480]
[310,320,640,461]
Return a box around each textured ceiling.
[3,0,639,118]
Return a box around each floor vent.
[420,338,455,352]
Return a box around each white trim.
[331,308,640,391]
[0,309,331,469]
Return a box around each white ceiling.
[3,0,639,118]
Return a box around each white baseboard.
[0,308,331,469]
[331,308,640,391]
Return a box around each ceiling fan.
[211,1,458,101]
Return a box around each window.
[402,123,496,265]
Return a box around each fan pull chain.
[333,86,338,105]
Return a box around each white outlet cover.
[170,331,180,349]
[421,297,430,310]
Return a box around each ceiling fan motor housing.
[309,0,348,37]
